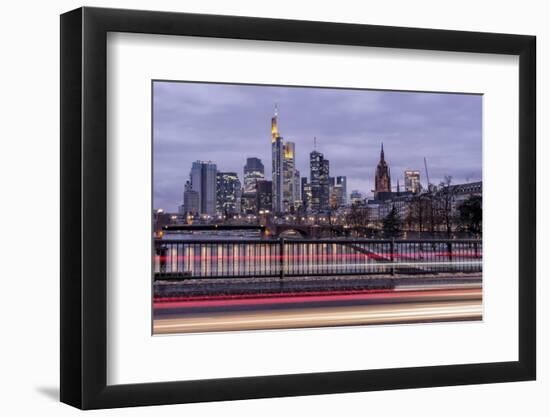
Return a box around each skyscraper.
[336,176,347,206]
[374,143,391,198]
[243,157,264,214]
[328,177,337,209]
[293,169,302,210]
[321,159,330,210]
[283,141,296,212]
[310,151,321,211]
[190,160,217,216]
[243,157,265,193]
[301,177,309,210]
[271,106,284,213]
[404,170,421,194]
[310,148,330,212]
[182,180,199,215]
[216,172,242,215]
[303,182,313,211]
[256,180,273,213]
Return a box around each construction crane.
[424,157,431,191]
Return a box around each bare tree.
[406,196,422,231]
[407,194,432,232]
[345,204,371,236]
[457,195,482,236]
[437,175,456,237]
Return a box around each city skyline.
[153,81,482,212]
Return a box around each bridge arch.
[277,227,310,238]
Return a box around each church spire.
[374,141,391,198]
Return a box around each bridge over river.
[163,223,344,238]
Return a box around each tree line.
[345,176,482,238]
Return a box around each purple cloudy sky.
[153,81,482,212]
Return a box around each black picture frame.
[60,6,536,410]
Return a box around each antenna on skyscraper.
[314,136,317,150]
[274,103,278,117]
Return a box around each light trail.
[153,300,482,334]
[154,283,481,304]
[281,261,483,268]
[395,282,481,290]
[154,288,481,310]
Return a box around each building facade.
[330,183,344,209]
[301,177,311,210]
[256,180,273,213]
[189,160,217,216]
[336,176,347,206]
[216,172,242,215]
[443,181,482,214]
[271,107,284,213]
[243,157,264,193]
[404,170,421,194]
[181,180,199,215]
[293,169,302,210]
[283,141,296,212]
[310,149,330,212]
[242,157,264,214]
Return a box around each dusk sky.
[153,81,482,212]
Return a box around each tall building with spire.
[271,105,284,213]
[374,143,391,199]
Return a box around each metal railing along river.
[153,238,482,280]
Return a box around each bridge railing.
[153,238,482,280]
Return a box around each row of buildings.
[179,156,348,218]
[367,180,482,227]
[180,106,352,217]
[350,146,481,224]
[178,106,474,221]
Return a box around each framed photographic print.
[60,6,536,409]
